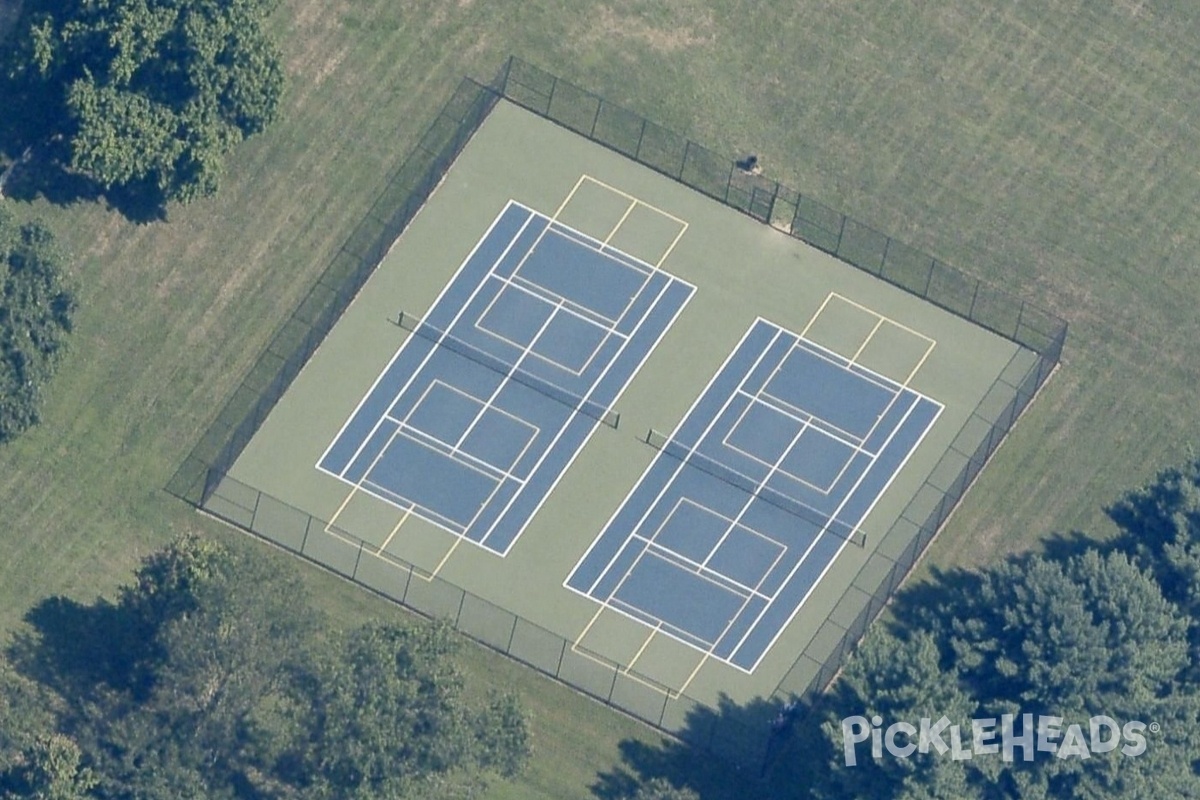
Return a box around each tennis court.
[566,317,942,671]
[317,199,694,555]
[210,99,1040,719]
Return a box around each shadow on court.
[589,513,1151,799]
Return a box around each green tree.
[883,551,1200,800]
[0,663,60,775]
[814,630,978,800]
[625,777,701,800]
[3,0,284,206]
[0,735,97,800]
[291,621,531,799]
[1110,458,1200,621]
[79,535,317,797]
[0,206,75,444]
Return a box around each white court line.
[382,418,516,484]
[361,428,502,515]
[720,397,841,496]
[324,420,403,534]
[504,215,652,328]
[547,222,654,277]
[641,541,770,601]
[325,205,540,479]
[448,297,560,481]
[736,388,867,453]
[324,187,695,559]
[473,277,620,377]
[730,393,930,670]
[641,543,767,601]
[636,515,784,602]
[502,258,624,326]
[597,545,743,654]
[674,488,800,685]
[741,396,945,673]
[806,292,939,388]
[315,202,525,471]
[488,270,695,555]
[576,322,785,595]
[398,378,540,446]
[605,597,714,650]
[563,316,933,675]
[760,334,901,401]
[753,332,931,467]
[653,379,828,672]
[699,412,809,571]
[563,319,771,596]
[391,379,540,479]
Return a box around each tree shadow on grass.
[2,153,168,223]
[592,693,834,799]
[0,80,168,223]
[5,595,150,705]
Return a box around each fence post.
[634,118,648,161]
[724,162,735,204]
[679,140,691,180]
[1015,301,1026,341]
[923,258,935,297]
[505,616,518,653]
[589,97,603,138]
[352,541,363,579]
[546,76,558,115]
[968,281,980,320]
[555,639,567,678]
[300,516,313,553]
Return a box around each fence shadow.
[166,57,1067,772]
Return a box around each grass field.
[3,1,1200,797]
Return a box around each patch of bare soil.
[577,3,716,54]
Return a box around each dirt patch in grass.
[578,2,716,54]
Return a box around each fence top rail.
[170,61,1065,771]
[495,56,1066,361]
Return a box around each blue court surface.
[565,318,943,672]
[318,201,694,555]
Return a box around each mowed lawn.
[3,1,1200,797]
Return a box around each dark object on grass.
[736,154,762,174]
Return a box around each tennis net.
[398,311,620,429]
[644,428,867,547]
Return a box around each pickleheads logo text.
[840,714,1153,766]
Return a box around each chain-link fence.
[169,59,1066,769]
[495,57,1066,363]
[166,77,500,506]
